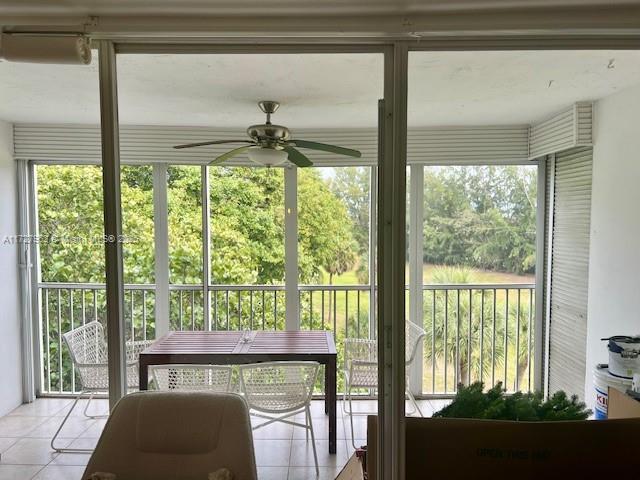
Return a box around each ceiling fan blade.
[174,140,254,149]
[287,139,361,158]
[210,145,252,165]
[283,146,313,167]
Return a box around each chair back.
[405,321,426,366]
[151,365,232,392]
[84,391,258,480]
[240,361,319,414]
[343,338,377,372]
[63,321,108,390]
[64,321,107,365]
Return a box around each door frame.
[94,36,640,480]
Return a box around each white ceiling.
[1,0,636,17]
[1,50,639,128]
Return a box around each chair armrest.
[126,340,154,362]
[344,338,377,347]
[351,359,378,368]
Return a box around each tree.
[422,166,537,275]
[328,167,370,282]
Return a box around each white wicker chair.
[150,364,233,392]
[343,321,426,447]
[51,321,153,453]
[239,362,320,475]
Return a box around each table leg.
[327,357,337,454]
[139,357,149,391]
[324,365,329,415]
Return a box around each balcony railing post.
[284,165,299,330]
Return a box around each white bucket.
[593,365,633,420]
[603,336,640,379]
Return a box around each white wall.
[585,83,640,406]
[0,120,22,416]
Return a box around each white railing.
[37,282,533,396]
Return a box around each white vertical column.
[17,159,35,402]
[408,164,424,396]
[284,165,299,330]
[378,42,408,480]
[98,40,126,409]
[369,166,378,339]
[153,164,170,336]
[202,165,211,331]
[28,163,42,397]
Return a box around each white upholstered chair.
[83,391,258,480]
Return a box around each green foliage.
[433,381,591,421]
[328,167,370,283]
[37,165,359,287]
[423,166,537,275]
[423,266,533,391]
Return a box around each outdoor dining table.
[139,330,338,453]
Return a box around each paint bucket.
[602,336,640,379]
[593,365,633,419]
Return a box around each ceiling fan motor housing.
[247,124,291,147]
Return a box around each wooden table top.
[142,330,337,356]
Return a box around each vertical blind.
[547,147,593,398]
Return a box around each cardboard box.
[367,415,640,480]
[335,450,365,480]
[608,387,640,418]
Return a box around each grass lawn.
[305,263,534,336]
[317,263,534,286]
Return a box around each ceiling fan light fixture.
[247,146,288,167]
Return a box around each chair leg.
[306,405,319,476]
[348,386,359,450]
[51,392,94,453]
[305,408,309,441]
[82,392,108,419]
[406,388,423,417]
[341,374,351,416]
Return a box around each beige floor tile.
[0,439,18,455]
[257,466,288,480]
[0,438,61,466]
[253,440,292,467]
[65,400,108,419]
[26,417,94,440]
[8,400,71,419]
[32,465,85,480]
[48,452,91,468]
[77,419,106,440]
[289,440,350,468]
[342,416,367,441]
[288,466,342,480]
[251,419,294,440]
[0,465,43,480]
[0,417,47,438]
[292,417,345,440]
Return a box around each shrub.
[433,381,591,421]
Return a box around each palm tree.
[422,266,518,392]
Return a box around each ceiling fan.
[173,101,362,167]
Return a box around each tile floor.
[0,397,449,480]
